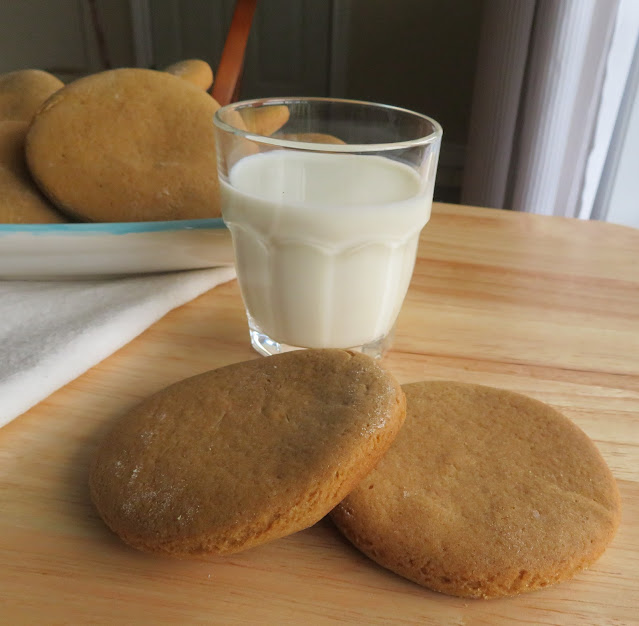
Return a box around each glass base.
[248,317,395,360]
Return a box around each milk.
[221,150,433,349]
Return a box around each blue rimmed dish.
[0,218,233,280]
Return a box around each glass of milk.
[214,98,442,358]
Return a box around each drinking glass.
[214,97,442,358]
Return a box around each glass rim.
[213,96,443,153]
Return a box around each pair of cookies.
[90,349,405,555]
[90,349,620,600]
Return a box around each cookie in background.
[0,120,68,223]
[0,69,63,123]
[164,59,214,91]
[25,68,222,222]
[274,132,345,145]
[240,104,289,136]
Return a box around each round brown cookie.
[89,349,406,557]
[0,69,63,122]
[0,121,67,223]
[164,59,214,91]
[330,381,621,599]
[25,68,221,222]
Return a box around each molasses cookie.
[26,68,222,222]
[240,104,289,136]
[331,381,621,599]
[0,121,66,223]
[164,59,214,91]
[0,69,63,122]
[274,132,345,145]
[90,349,406,556]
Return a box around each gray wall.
[342,0,483,147]
[0,0,484,201]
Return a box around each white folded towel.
[0,267,236,428]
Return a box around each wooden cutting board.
[1,203,638,624]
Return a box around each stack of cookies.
[89,349,621,600]
[0,60,291,225]
[2,61,355,226]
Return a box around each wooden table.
[2,203,638,624]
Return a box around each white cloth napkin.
[0,267,236,428]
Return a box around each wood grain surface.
[1,203,638,624]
